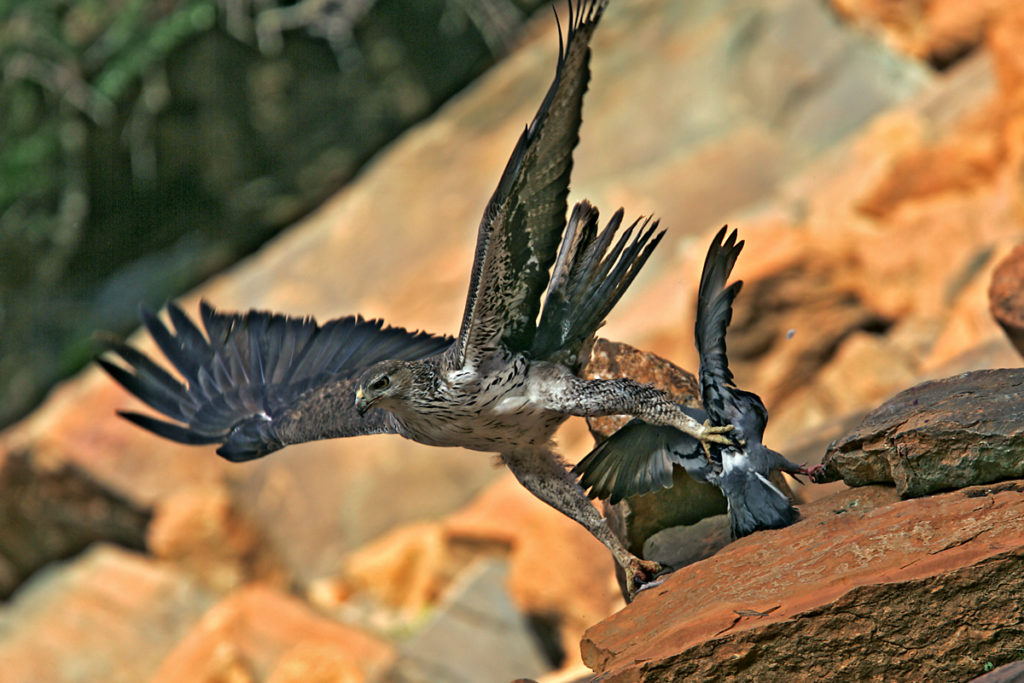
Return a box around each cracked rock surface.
[582,482,1024,681]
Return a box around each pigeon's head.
[355,359,417,416]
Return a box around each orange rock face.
[152,584,394,683]
[582,482,1024,681]
[0,545,213,683]
[830,0,1014,65]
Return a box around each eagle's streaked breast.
[388,353,569,452]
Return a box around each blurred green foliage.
[0,0,546,427]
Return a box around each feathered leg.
[560,374,734,448]
[503,447,663,600]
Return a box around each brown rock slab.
[0,544,213,683]
[583,338,702,438]
[990,241,1024,359]
[640,514,732,569]
[582,482,1024,681]
[821,368,1024,497]
[152,584,393,683]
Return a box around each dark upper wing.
[100,301,452,461]
[450,0,608,369]
[695,227,768,441]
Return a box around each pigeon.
[574,227,819,538]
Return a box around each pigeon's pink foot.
[804,463,828,483]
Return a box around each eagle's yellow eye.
[369,375,390,392]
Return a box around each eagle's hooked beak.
[354,387,370,417]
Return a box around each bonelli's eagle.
[101,0,732,596]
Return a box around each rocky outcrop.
[819,369,1024,497]
[583,339,702,439]
[582,482,1024,681]
[659,0,1024,446]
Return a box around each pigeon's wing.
[573,409,710,504]
[100,301,452,461]
[695,227,769,440]
[450,0,607,369]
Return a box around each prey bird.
[574,227,818,538]
[100,0,733,595]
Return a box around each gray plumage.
[101,0,732,596]
[575,227,815,538]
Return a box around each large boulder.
[820,368,1024,497]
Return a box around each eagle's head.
[354,359,418,416]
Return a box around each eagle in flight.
[101,0,732,595]
[574,228,820,538]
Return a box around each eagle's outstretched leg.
[559,374,734,449]
[503,448,664,600]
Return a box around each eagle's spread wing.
[100,302,452,461]
[696,227,769,442]
[451,0,607,368]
